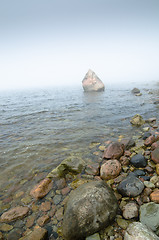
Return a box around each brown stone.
[144,135,156,146]
[61,186,71,195]
[26,215,36,228]
[0,206,29,222]
[0,232,3,240]
[103,142,124,159]
[85,163,100,176]
[152,141,159,150]
[55,178,66,189]
[100,160,122,180]
[30,178,53,199]
[19,227,48,240]
[0,223,13,232]
[55,207,64,221]
[156,164,159,175]
[150,189,159,203]
[151,148,159,163]
[39,201,51,212]
[119,156,129,166]
[37,215,50,227]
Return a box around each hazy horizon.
[0,0,159,91]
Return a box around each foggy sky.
[0,0,159,90]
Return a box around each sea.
[0,80,159,199]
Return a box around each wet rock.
[0,206,29,222]
[151,148,159,163]
[140,202,159,234]
[85,163,100,176]
[130,114,145,126]
[122,202,139,219]
[152,141,159,150]
[86,233,101,240]
[47,156,85,178]
[124,222,159,240]
[0,232,3,240]
[37,215,50,227]
[39,201,51,212]
[7,228,22,240]
[55,178,66,189]
[100,160,121,180]
[117,175,144,197]
[144,135,156,146]
[131,88,140,94]
[156,164,159,175]
[130,154,147,168]
[0,223,13,232]
[103,142,124,159]
[53,195,62,205]
[30,178,53,199]
[119,156,130,166]
[116,217,129,230]
[144,181,155,189]
[55,207,63,221]
[131,169,146,177]
[61,186,71,195]
[150,189,159,203]
[120,138,136,150]
[19,227,48,240]
[142,132,152,140]
[62,180,118,240]
[82,69,105,92]
[26,215,36,228]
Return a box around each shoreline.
[0,114,159,239]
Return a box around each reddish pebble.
[144,135,156,146]
[61,187,71,195]
[37,215,50,226]
[151,148,159,164]
[150,189,159,203]
[100,160,121,180]
[30,178,53,199]
[39,201,51,212]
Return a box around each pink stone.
[82,69,105,92]
[103,142,124,159]
[151,148,159,164]
[144,135,156,146]
[100,160,122,180]
[61,187,71,195]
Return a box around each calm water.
[0,81,159,194]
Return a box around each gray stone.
[62,180,118,240]
[130,154,147,168]
[124,222,159,240]
[122,202,139,219]
[131,88,140,94]
[117,175,144,197]
[86,233,101,240]
[140,202,159,235]
[82,69,105,92]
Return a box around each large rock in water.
[82,69,105,92]
[62,180,118,240]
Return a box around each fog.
[0,0,159,90]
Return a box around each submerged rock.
[0,206,29,222]
[131,88,140,94]
[82,69,105,92]
[47,156,85,178]
[130,114,145,126]
[62,180,118,240]
[124,222,159,240]
[30,178,53,199]
[19,227,48,240]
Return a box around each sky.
[0,0,159,90]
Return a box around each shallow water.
[0,81,159,195]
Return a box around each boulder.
[130,114,145,126]
[140,202,159,235]
[124,222,159,240]
[103,142,124,159]
[62,180,118,240]
[131,88,140,94]
[82,69,105,92]
[117,175,144,197]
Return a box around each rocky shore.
[1,114,159,240]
